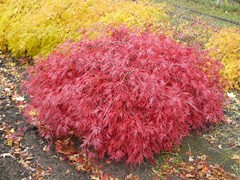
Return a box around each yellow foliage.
[206,28,240,90]
[0,0,167,58]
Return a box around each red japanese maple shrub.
[23,27,224,165]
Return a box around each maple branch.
[102,93,116,121]
[186,102,207,115]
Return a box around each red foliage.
[23,27,224,165]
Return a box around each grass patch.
[155,0,240,27]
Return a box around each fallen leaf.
[231,154,240,160]
[10,128,15,133]
[189,156,194,162]
[152,168,158,174]
[227,92,236,99]
[185,174,194,178]
[197,164,204,170]
[25,157,34,160]
[101,174,109,180]
[226,118,233,124]
[0,153,15,159]
[90,175,100,180]
[46,166,53,173]
[125,174,139,180]
[185,151,192,156]
[29,109,37,116]
[4,88,11,92]
[188,166,195,171]
[202,165,210,172]
[199,155,207,161]
[65,169,70,174]
[15,96,25,101]
[7,138,13,146]
[43,145,50,152]
[35,167,43,179]
[55,138,75,155]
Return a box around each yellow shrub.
[0,0,167,58]
[206,28,240,90]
